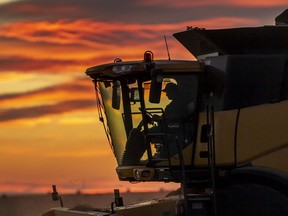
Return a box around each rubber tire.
[216,183,288,216]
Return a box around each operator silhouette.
[122,82,195,165]
[161,83,189,156]
[163,83,183,125]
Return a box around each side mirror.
[149,75,163,103]
[149,68,163,103]
[112,81,121,109]
[130,88,140,103]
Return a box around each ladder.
[177,106,217,216]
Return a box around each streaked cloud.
[0,17,266,47]
[0,0,284,25]
[0,56,78,72]
[1,76,90,97]
[0,72,77,98]
[0,99,95,123]
[0,16,260,75]
[140,0,288,8]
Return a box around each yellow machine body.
[42,9,288,216]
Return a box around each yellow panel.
[237,100,288,165]
[194,110,238,166]
[252,146,288,173]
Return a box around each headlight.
[112,64,136,74]
[133,168,155,180]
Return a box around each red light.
[144,50,154,62]
[114,58,122,63]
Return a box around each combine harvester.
[43,9,288,216]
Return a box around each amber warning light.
[144,50,154,62]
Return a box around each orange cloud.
[11,2,79,14]
[0,17,259,72]
[0,56,77,72]
[0,18,259,46]
[0,99,95,123]
[140,0,288,8]
[0,77,92,106]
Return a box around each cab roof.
[86,60,203,80]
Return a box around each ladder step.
[186,179,211,188]
[187,193,211,201]
[186,179,211,184]
[147,132,165,136]
[150,158,169,162]
[182,169,211,176]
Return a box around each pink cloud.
[0,17,259,74]
[9,2,80,15]
[0,18,259,46]
[0,99,95,123]
[139,0,288,8]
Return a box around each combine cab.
[43,9,288,216]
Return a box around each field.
[0,191,169,216]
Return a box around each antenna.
[164,35,171,60]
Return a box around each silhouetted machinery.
[43,9,288,216]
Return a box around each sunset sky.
[0,0,287,194]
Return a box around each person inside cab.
[122,81,195,165]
